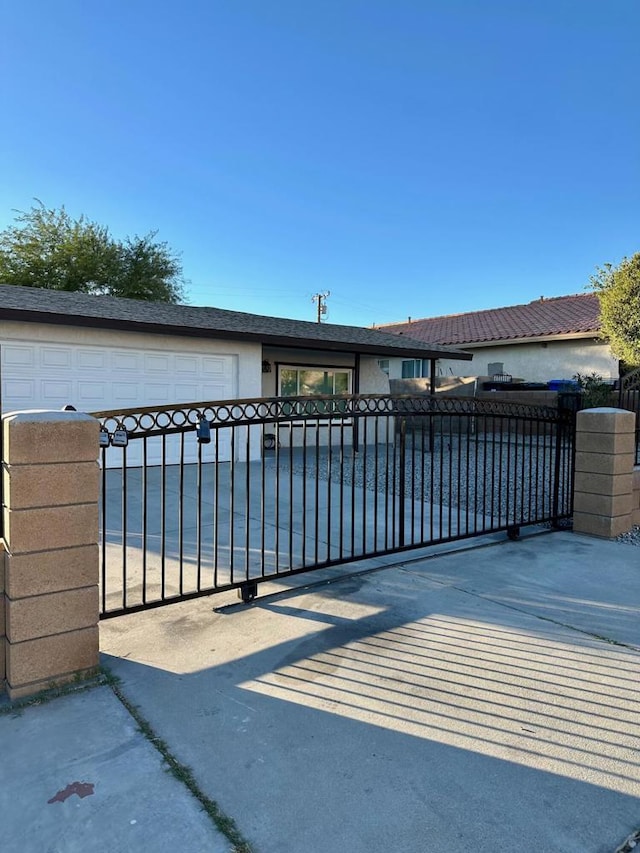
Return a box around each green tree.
[590,252,640,367]
[0,202,185,303]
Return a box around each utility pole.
[312,291,330,323]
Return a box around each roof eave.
[0,307,473,361]
[442,330,602,349]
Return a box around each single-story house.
[375,294,618,383]
[0,284,472,419]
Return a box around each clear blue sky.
[1,1,638,326]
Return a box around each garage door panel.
[5,379,35,404]
[203,356,232,377]
[1,340,238,465]
[4,345,34,367]
[41,347,72,368]
[175,355,200,374]
[42,380,73,402]
[179,383,200,400]
[77,381,108,403]
[144,383,172,403]
[77,350,108,370]
[144,354,170,372]
[112,353,140,371]
[202,383,230,401]
[112,382,139,405]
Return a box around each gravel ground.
[277,432,573,528]
[617,526,640,546]
[273,432,640,544]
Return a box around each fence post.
[573,407,636,538]
[551,411,564,526]
[398,415,406,547]
[2,411,100,700]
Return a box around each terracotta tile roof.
[0,284,472,361]
[377,294,601,346]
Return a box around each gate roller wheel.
[238,581,258,603]
[507,526,520,541]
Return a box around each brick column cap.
[576,407,636,433]
[2,410,96,425]
[2,410,99,466]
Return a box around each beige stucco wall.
[435,338,617,383]
[386,338,616,382]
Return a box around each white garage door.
[1,339,238,464]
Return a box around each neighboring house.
[0,285,471,418]
[376,294,618,383]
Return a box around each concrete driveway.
[99,530,640,853]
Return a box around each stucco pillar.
[573,408,636,539]
[2,411,100,700]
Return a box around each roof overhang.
[440,331,602,350]
[0,307,473,361]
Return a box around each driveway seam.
[106,674,254,853]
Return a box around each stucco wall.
[386,339,617,382]
[436,339,618,382]
[358,357,391,394]
[261,349,390,397]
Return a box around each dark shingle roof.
[0,285,472,360]
[378,294,600,346]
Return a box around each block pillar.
[573,408,636,538]
[1,543,5,692]
[2,411,100,700]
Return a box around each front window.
[278,365,353,419]
[279,366,352,397]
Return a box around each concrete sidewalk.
[2,530,640,852]
[0,684,232,853]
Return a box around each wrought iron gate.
[618,368,640,464]
[95,394,575,618]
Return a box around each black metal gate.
[95,394,575,618]
[618,368,640,465]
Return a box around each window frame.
[276,363,354,424]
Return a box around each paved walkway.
[2,530,640,852]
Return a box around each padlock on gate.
[197,416,211,444]
[112,426,129,448]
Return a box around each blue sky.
[1,1,638,326]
